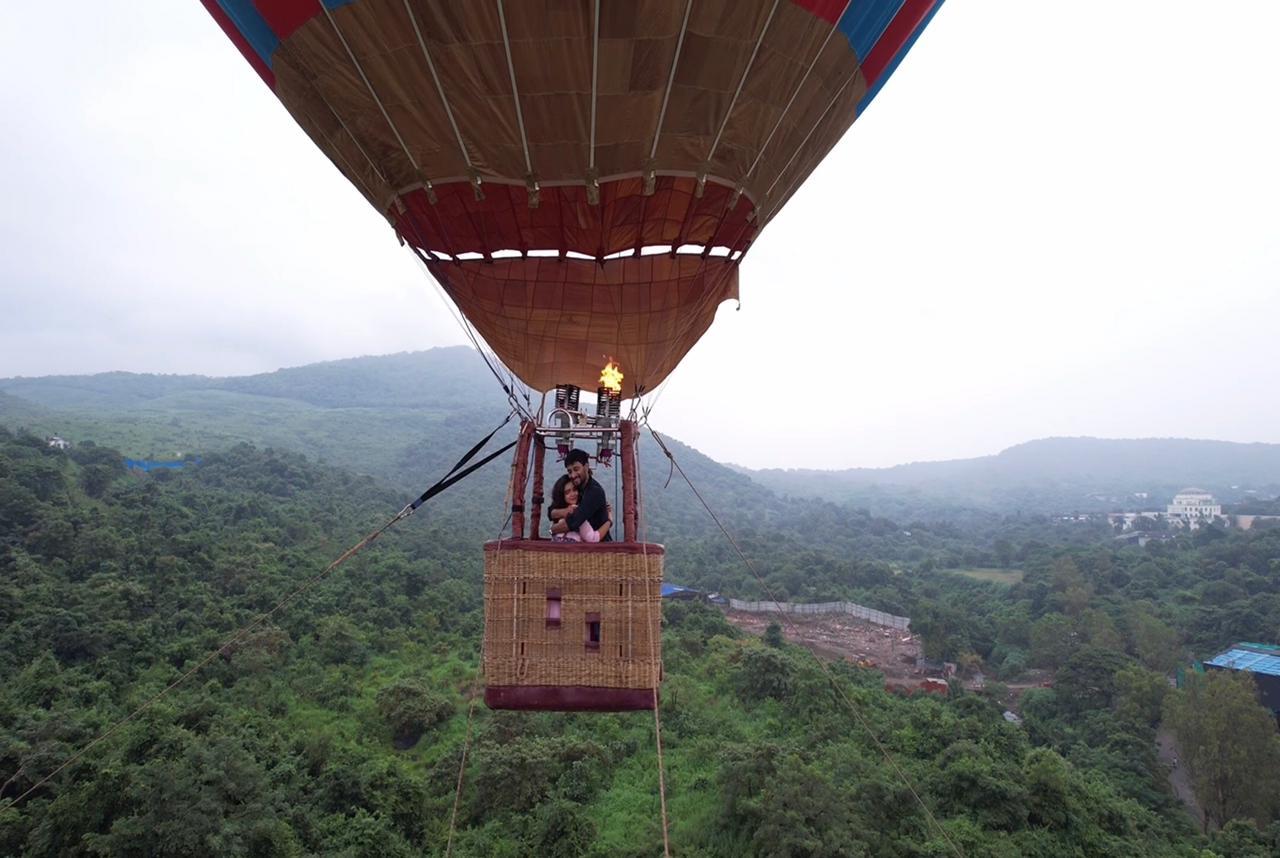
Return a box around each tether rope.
[445,479,515,855]
[635,437,672,856]
[643,423,963,858]
[2,418,518,811]
[444,694,479,858]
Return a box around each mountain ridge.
[4,348,1279,516]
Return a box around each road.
[1155,725,1204,830]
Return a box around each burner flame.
[599,359,623,394]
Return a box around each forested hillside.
[4,352,1280,855]
[4,427,1264,857]
[10,350,1280,522]
[0,349,1106,592]
[0,350,507,491]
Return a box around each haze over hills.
[742,437,1280,514]
[3,347,1278,518]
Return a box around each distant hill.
[0,349,506,486]
[744,437,1280,513]
[6,351,1279,520]
[0,347,928,592]
[0,349,495,411]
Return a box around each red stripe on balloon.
[253,0,322,40]
[861,0,938,87]
[787,0,848,25]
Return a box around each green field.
[948,567,1025,585]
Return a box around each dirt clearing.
[722,609,922,680]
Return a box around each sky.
[2,2,1278,469]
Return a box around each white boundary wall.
[725,599,910,631]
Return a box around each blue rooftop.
[1207,644,1280,678]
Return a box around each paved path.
[1156,724,1204,829]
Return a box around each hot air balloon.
[202,0,942,711]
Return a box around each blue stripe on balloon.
[213,0,279,69]
[839,0,906,63]
[856,0,944,114]
[212,1,357,69]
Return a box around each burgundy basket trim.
[484,685,656,712]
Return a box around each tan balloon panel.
[203,0,942,392]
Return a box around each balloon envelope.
[203,0,943,393]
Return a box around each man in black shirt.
[550,448,613,541]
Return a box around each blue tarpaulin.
[661,583,700,599]
[123,457,201,473]
[1206,643,1280,678]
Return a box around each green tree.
[527,798,596,858]
[994,538,1015,568]
[1081,608,1124,651]
[1054,646,1133,715]
[374,679,452,739]
[1165,670,1280,831]
[735,645,796,702]
[1130,611,1180,674]
[1029,613,1077,669]
[316,616,369,665]
[1049,557,1093,616]
[1113,664,1167,728]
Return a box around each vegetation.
[1165,671,1280,832]
[944,568,1025,586]
[2,351,1280,855]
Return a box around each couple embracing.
[548,449,613,543]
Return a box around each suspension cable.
[589,0,601,172]
[445,503,513,856]
[642,423,964,858]
[496,0,535,179]
[649,0,694,164]
[403,0,474,172]
[762,70,858,214]
[704,0,781,169]
[319,2,422,178]
[409,246,534,421]
[742,0,854,183]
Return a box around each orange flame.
[599,359,624,394]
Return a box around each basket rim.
[484,538,665,556]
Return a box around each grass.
[947,567,1025,585]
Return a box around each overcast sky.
[2,2,1278,469]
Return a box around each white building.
[1167,488,1222,524]
[46,436,71,450]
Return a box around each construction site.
[721,607,925,684]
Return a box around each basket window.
[546,589,562,628]
[585,613,601,651]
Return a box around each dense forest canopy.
[3,350,1280,856]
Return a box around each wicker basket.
[483,539,663,710]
